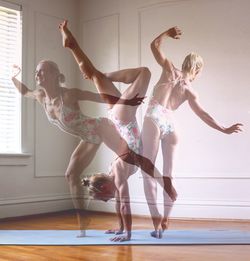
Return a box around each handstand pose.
[141,26,243,238]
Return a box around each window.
[0,1,22,153]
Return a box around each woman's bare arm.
[188,90,243,134]
[110,182,132,242]
[105,190,124,235]
[11,65,44,102]
[151,26,182,72]
[73,88,144,106]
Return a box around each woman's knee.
[139,67,151,82]
[78,61,99,80]
[65,169,79,185]
[65,154,83,184]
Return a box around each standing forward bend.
[141,26,243,238]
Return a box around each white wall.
[0,0,80,218]
[1,0,249,221]
[79,0,250,220]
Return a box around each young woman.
[141,26,243,238]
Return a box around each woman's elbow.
[151,39,160,50]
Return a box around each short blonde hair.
[182,52,204,75]
[82,173,110,197]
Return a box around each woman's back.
[151,69,189,110]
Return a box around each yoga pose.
[59,20,177,241]
[141,26,243,238]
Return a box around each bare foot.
[161,217,169,232]
[152,214,162,230]
[150,214,163,238]
[150,230,163,239]
[59,20,76,49]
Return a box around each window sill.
[0,153,32,166]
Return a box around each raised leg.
[59,20,121,108]
[108,67,151,123]
[65,140,100,237]
[161,131,178,231]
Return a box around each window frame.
[0,0,31,165]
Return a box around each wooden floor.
[0,211,250,261]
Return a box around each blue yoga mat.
[1,229,250,245]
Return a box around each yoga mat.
[1,229,250,245]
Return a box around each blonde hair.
[38,60,66,84]
[82,173,110,197]
[182,52,204,76]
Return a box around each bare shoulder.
[186,87,198,101]
[160,65,179,83]
[62,87,78,96]
[162,58,175,75]
[61,87,79,104]
[34,88,46,103]
[173,66,182,77]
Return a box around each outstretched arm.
[188,91,243,134]
[74,88,144,106]
[110,182,131,242]
[151,26,182,72]
[11,65,43,101]
[11,65,33,98]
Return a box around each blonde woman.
[141,26,243,238]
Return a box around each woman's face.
[35,62,58,87]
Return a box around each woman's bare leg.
[59,20,150,122]
[161,131,178,231]
[106,67,151,123]
[140,118,162,236]
[65,140,100,237]
[59,20,121,108]
[97,117,175,201]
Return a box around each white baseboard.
[0,194,73,219]
[1,194,249,220]
[85,197,250,220]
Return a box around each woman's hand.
[223,123,243,134]
[110,233,131,242]
[125,93,145,106]
[12,64,21,78]
[166,26,182,39]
